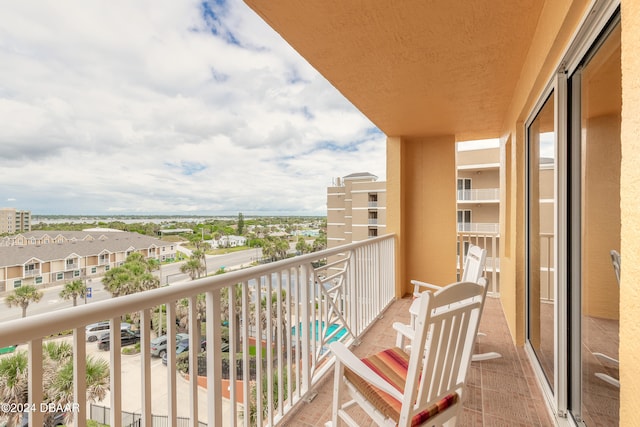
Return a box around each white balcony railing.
[457,188,500,202]
[0,234,395,427]
[457,230,500,296]
[457,222,499,233]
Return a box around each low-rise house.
[0,232,175,293]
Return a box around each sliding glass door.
[569,19,621,426]
[526,4,620,425]
[526,91,556,393]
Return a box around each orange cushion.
[344,347,458,426]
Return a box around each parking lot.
[13,335,233,425]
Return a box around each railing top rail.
[0,234,395,347]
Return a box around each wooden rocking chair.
[327,280,487,426]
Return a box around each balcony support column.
[387,135,458,297]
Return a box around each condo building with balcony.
[0,208,31,234]
[326,172,387,247]
[330,148,504,292]
[0,231,176,293]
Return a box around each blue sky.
[0,0,386,216]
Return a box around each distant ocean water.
[32,216,235,225]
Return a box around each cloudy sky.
[0,1,386,216]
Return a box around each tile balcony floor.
[281,296,555,427]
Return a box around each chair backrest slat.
[399,279,487,424]
[461,244,487,283]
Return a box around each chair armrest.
[411,279,441,297]
[392,321,415,349]
[329,341,404,401]
[392,321,415,340]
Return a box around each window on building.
[73,270,80,277]
[35,276,43,284]
[457,178,472,200]
[91,267,97,274]
[14,280,21,288]
[56,272,64,281]
[457,210,472,231]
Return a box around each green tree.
[248,368,293,425]
[313,231,327,252]
[221,284,245,350]
[180,253,206,280]
[0,342,109,427]
[5,285,43,318]
[296,237,311,254]
[176,294,207,338]
[59,279,87,306]
[237,212,245,235]
[102,253,160,297]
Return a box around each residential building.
[330,151,502,291]
[0,229,123,247]
[0,208,31,234]
[0,231,176,293]
[326,172,386,247]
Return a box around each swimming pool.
[292,321,347,343]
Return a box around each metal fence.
[90,403,208,427]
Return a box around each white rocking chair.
[592,249,620,388]
[327,280,487,427]
[395,245,501,362]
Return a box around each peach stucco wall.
[620,1,640,425]
[499,0,590,345]
[387,135,457,297]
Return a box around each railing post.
[166,301,177,427]
[188,295,199,427]
[110,317,122,427]
[28,338,44,427]
[300,264,311,394]
[74,327,87,427]
[348,249,357,336]
[140,308,152,427]
[206,290,222,427]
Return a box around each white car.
[85,321,132,342]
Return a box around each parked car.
[150,333,189,358]
[97,329,141,351]
[162,337,207,365]
[85,321,132,342]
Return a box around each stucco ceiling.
[246,0,545,141]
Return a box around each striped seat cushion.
[344,347,458,426]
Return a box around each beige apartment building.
[0,208,31,234]
[0,231,176,293]
[326,172,387,247]
[329,149,507,291]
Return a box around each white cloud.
[0,0,385,216]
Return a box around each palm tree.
[0,351,28,426]
[0,342,109,427]
[176,294,207,338]
[103,253,160,297]
[180,257,205,280]
[59,279,87,306]
[5,285,43,318]
[221,283,245,350]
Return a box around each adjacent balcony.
[457,222,499,233]
[457,188,500,203]
[0,234,551,427]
